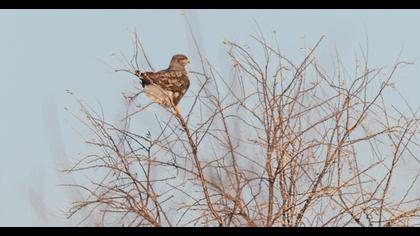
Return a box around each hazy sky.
[1,9,420,226]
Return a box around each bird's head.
[169,54,190,70]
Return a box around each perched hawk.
[134,54,190,115]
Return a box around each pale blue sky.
[0,9,420,226]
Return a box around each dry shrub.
[63,29,420,227]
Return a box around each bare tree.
[63,27,420,226]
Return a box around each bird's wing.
[140,71,190,93]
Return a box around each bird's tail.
[134,70,149,87]
[134,70,142,78]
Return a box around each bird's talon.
[173,106,181,116]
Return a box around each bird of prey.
[134,54,190,115]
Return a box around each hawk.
[134,54,190,115]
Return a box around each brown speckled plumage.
[135,54,190,108]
